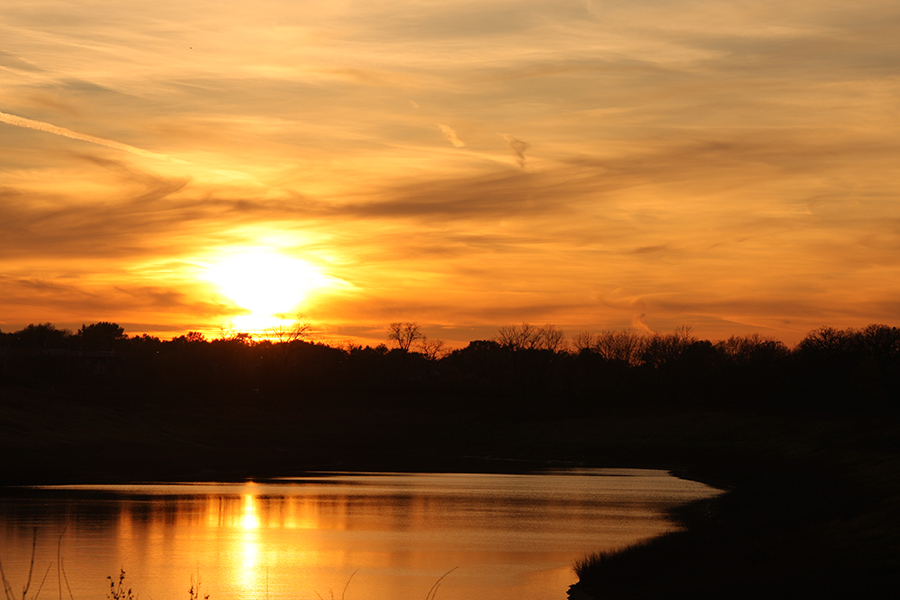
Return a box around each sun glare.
[205,251,330,318]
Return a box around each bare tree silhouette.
[388,322,423,351]
[594,329,646,366]
[496,323,565,351]
[419,337,448,361]
[496,322,541,350]
[266,314,313,344]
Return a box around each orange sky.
[2,1,900,347]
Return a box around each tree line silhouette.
[2,320,898,413]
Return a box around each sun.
[205,251,330,319]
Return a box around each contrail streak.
[0,110,172,161]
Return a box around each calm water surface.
[0,470,718,600]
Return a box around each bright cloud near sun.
[203,251,333,319]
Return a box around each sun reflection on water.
[236,491,263,596]
[241,493,261,530]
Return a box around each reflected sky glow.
[2,471,721,600]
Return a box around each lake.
[0,470,719,600]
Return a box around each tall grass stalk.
[0,529,53,600]
[4,540,456,600]
[314,568,457,600]
[57,524,74,600]
[424,568,457,600]
[573,550,614,579]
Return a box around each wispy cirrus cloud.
[0,111,174,160]
[438,124,466,148]
[503,134,530,168]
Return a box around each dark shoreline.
[561,414,900,599]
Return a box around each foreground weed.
[189,571,209,600]
[106,570,134,600]
[107,569,211,600]
[314,569,357,600]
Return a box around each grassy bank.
[508,409,900,600]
